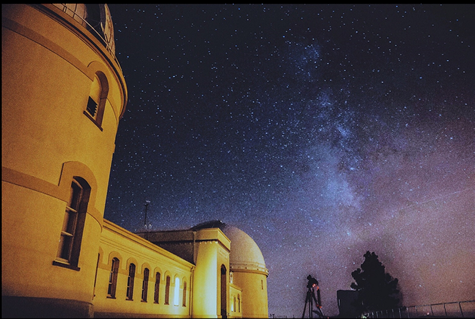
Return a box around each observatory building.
[136,221,269,318]
[2,4,268,318]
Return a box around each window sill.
[52,259,80,271]
[83,111,103,131]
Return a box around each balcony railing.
[52,4,123,72]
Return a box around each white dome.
[191,220,268,273]
[221,225,267,273]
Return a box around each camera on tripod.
[302,275,323,318]
[306,275,319,289]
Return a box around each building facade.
[2,4,268,318]
[136,221,269,318]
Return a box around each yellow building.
[136,220,269,318]
[2,4,268,318]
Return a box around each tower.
[135,221,269,318]
[221,225,269,318]
[2,4,127,317]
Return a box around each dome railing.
[230,262,269,275]
[53,3,123,72]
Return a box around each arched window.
[107,257,119,298]
[85,72,108,129]
[126,263,135,300]
[165,276,170,305]
[182,281,187,307]
[55,177,90,269]
[154,272,160,303]
[142,268,149,302]
[174,277,180,306]
[232,296,236,312]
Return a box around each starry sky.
[104,4,475,317]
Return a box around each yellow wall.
[138,228,232,318]
[232,270,269,318]
[2,4,126,317]
[94,220,193,318]
[193,229,230,319]
[229,283,243,318]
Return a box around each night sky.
[104,4,475,317]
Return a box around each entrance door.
[221,265,227,318]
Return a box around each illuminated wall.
[232,270,269,318]
[138,227,232,318]
[137,223,269,318]
[229,282,243,318]
[221,225,269,318]
[2,4,127,317]
[93,220,193,318]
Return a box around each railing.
[364,300,475,318]
[52,4,123,72]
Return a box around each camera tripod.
[301,276,324,318]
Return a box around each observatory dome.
[221,224,267,273]
[191,220,267,274]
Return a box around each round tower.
[2,4,127,317]
[221,225,269,318]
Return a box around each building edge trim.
[229,266,269,276]
[2,165,103,229]
[103,219,196,270]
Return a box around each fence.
[364,300,475,318]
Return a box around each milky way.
[104,4,475,316]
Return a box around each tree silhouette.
[350,251,401,314]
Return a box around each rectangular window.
[182,282,186,307]
[126,264,135,300]
[83,73,106,131]
[174,277,180,306]
[57,181,82,261]
[54,178,89,270]
[142,268,149,302]
[154,272,160,303]
[107,258,119,298]
[165,276,170,305]
[86,97,98,117]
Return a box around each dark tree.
[350,251,401,314]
